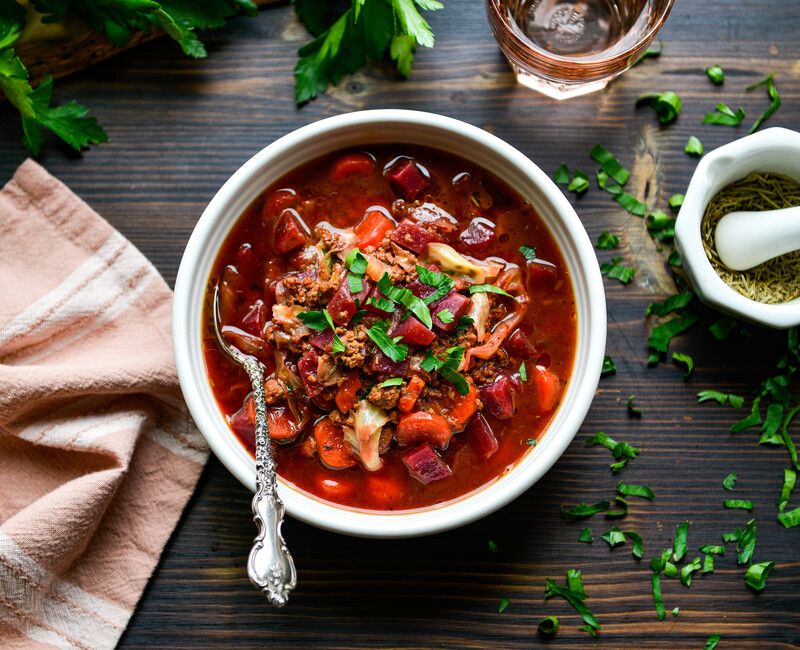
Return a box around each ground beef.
[337,325,369,369]
[430,328,478,358]
[468,356,510,386]
[263,377,287,405]
[328,408,354,429]
[277,265,341,308]
[371,240,419,284]
[367,384,401,410]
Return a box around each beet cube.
[479,374,520,420]
[387,159,428,200]
[458,218,496,257]
[430,292,470,332]
[402,444,453,484]
[273,208,308,254]
[466,414,499,460]
[389,315,436,346]
[390,220,440,254]
[504,328,537,360]
[327,281,357,326]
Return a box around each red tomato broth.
[202,144,576,511]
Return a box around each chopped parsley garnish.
[648,312,699,359]
[703,554,715,573]
[632,40,662,66]
[526,438,537,446]
[673,522,689,562]
[704,634,721,650]
[617,481,655,500]
[627,395,642,418]
[723,472,737,491]
[298,308,344,353]
[709,317,737,341]
[590,145,631,186]
[600,257,636,284]
[455,315,474,333]
[685,135,704,156]
[778,506,800,528]
[671,607,680,618]
[537,615,560,637]
[436,308,454,324]
[345,248,368,276]
[636,91,682,124]
[377,377,404,388]
[420,347,469,395]
[469,284,514,298]
[600,526,625,548]
[415,265,453,304]
[560,500,611,520]
[498,596,510,613]
[747,73,780,134]
[651,573,665,621]
[703,103,746,126]
[647,210,676,242]
[378,273,432,328]
[367,296,396,313]
[726,519,757,565]
[519,245,537,261]
[705,64,725,85]
[744,561,774,592]
[778,468,796,513]
[366,320,408,362]
[601,355,617,377]
[578,527,593,543]
[700,545,726,556]
[519,361,527,381]
[553,163,570,184]
[488,540,499,553]
[679,557,702,586]
[569,169,589,194]
[668,249,683,266]
[723,499,754,511]
[672,352,694,379]
[347,274,363,294]
[596,231,619,249]
[585,432,640,473]
[606,496,628,518]
[596,170,649,216]
[668,193,685,209]
[624,531,644,559]
[544,571,601,637]
[697,390,744,408]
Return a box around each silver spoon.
[213,283,297,606]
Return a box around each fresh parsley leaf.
[668,193,685,209]
[601,355,616,376]
[616,191,648,217]
[700,544,725,555]
[600,256,636,284]
[348,273,363,294]
[636,91,682,124]
[685,135,704,156]
[724,499,754,511]
[345,248,369,276]
[632,40,662,66]
[624,531,644,559]
[298,309,329,330]
[578,527,593,543]
[553,163,570,184]
[651,573,665,621]
[667,249,683,266]
[723,472,737,491]
[455,315,474,333]
[596,231,619,249]
[537,615,560,637]
[725,519,757,565]
[436,308,454,324]
[672,352,694,378]
[469,284,514,298]
[519,361,527,381]
[703,103,746,126]
[378,273,432,327]
[617,481,655,500]
[705,64,725,85]
[367,296,396,313]
[366,320,408,362]
[709,317,737,340]
[498,596,510,613]
[778,468,796,513]
[646,292,693,317]
[519,245,537,261]
[647,210,676,242]
[560,500,611,520]
[704,634,722,650]
[488,540,499,553]
[322,309,346,354]
[420,346,469,394]
[778,506,800,528]
[586,431,640,472]
[744,561,774,592]
[415,265,453,304]
[590,145,631,186]
[544,572,601,636]
[627,395,642,418]
[747,73,781,133]
[679,556,702,586]
[648,312,699,356]
[601,526,626,548]
[568,169,589,194]
[673,521,689,562]
[697,390,745,408]
[378,377,404,388]
[671,606,680,618]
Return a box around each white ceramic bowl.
[675,127,800,328]
[173,109,606,538]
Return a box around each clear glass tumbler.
[486,0,674,100]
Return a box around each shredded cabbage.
[346,400,389,471]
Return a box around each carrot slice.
[438,382,478,432]
[313,417,358,470]
[354,210,395,250]
[398,375,426,413]
[330,153,375,181]
[533,365,561,414]
[335,371,362,413]
[266,406,299,441]
[396,411,453,449]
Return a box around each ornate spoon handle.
[240,354,297,606]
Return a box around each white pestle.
[714,205,800,271]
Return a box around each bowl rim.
[173,109,606,538]
[675,127,800,329]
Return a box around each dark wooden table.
[2,1,799,647]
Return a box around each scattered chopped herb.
[596,231,620,249]
[759,402,785,445]
[685,135,704,156]
[704,634,721,650]
[705,64,725,85]
[633,40,663,66]
[673,522,689,562]
[700,545,726,555]
[778,507,800,528]
[648,312,699,356]
[519,361,527,381]
[578,527,593,543]
[553,163,570,184]
[519,245,537,261]
[526,438,538,446]
[747,73,781,134]
[723,472,737,491]
[544,572,601,636]
[347,273,363,294]
[601,526,626,548]
[651,573,665,621]
[672,352,694,378]
[668,249,683,266]
[668,194,685,209]
[560,500,611,520]
[538,615,560,637]
[415,265,453,304]
[420,346,469,395]
[602,355,617,377]
[617,481,655,500]
[606,496,629,518]
[436,308,455,324]
[469,284,514,298]
[378,273,432,327]
[647,210,676,242]
[709,317,738,341]
[723,499,754,511]
[366,320,408,362]
[650,547,673,573]
[298,308,345,352]
[586,432,640,473]
[704,103,746,126]
[698,390,745,408]
[367,296,396,313]
[597,169,623,195]
[778,468,796,513]
[728,519,757,564]
[377,377,404,388]
[323,310,346,354]
[568,168,590,194]
[600,257,637,284]
[351,309,366,325]
[703,553,715,574]
[624,531,644,559]
[744,561,774,592]
[636,91,682,124]
[646,292,693,317]
[663,562,678,578]
[616,192,649,217]
[498,596,510,613]
[627,395,642,418]
[345,249,368,276]
[671,607,680,618]
[679,557,702,586]
[455,315,474,333]
[590,145,631,186]
[488,540,499,553]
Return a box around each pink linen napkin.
[0,160,209,649]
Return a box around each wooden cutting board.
[15,0,278,84]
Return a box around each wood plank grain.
[1,0,799,647]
